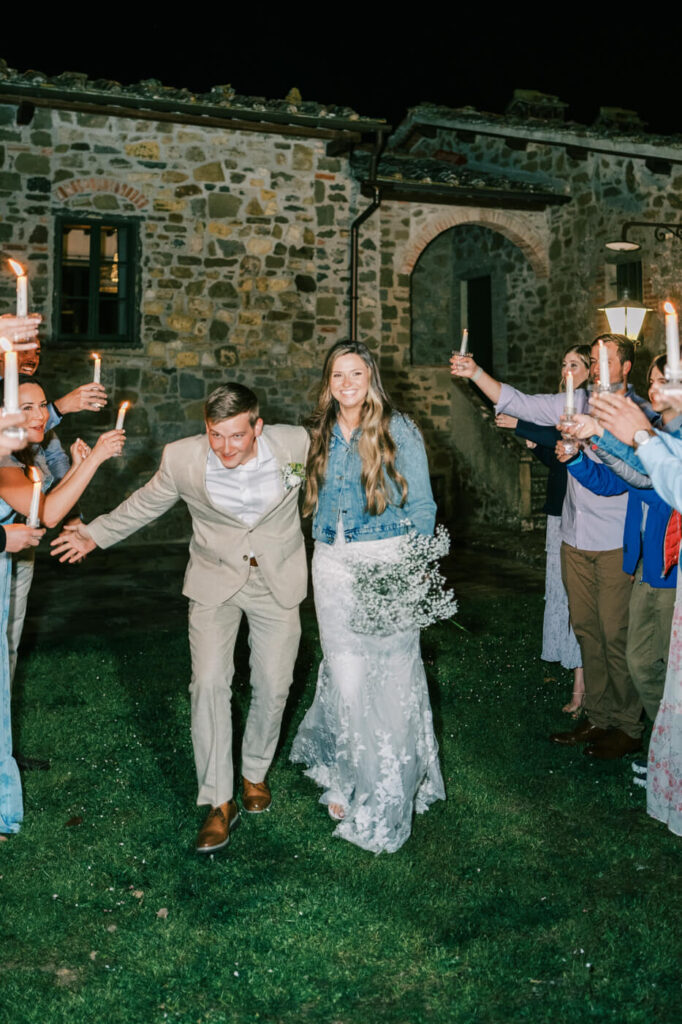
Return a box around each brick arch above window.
[396,207,550,279]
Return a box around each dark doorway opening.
[466,274,493,376]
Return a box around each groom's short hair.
[205,383,260,425]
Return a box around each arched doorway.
[410,222,543,382]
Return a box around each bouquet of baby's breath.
[349,525,458,636]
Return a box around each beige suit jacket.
[87,425,309,609]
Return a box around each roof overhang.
[0,81,389,142]
[361,178,571,211]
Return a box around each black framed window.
[54,216,138,344]
[616,260,643,301]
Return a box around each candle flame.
[30,467,41,484]
[120,401,129,412]
[92,352,100,360]
[664,300,677,315]
[7,258,26,278]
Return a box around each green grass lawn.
[2,594,681,1024]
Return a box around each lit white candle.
[115,401,129,429]
[1,340,19,413]
[27,466,42,527]
[598,339,610,390]
[92,352,101,384]
[565,371,575,415]
[664,300,680,377]
[8,259,28,317]
[459,328,469,356]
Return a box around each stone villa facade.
[2,67,682,534]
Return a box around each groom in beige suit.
[52,383,309,853]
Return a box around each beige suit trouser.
[188,565,301,808]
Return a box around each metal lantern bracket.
[606,221,682,251]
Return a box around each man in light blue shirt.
[588,390,682,514]
[451,335,646,759]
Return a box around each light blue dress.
[0,448,54,835]
[0,498,22,834]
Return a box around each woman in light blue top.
[0,378,124,837]
[290,341,445,853]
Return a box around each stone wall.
[373,126,682,523]
[413,124,682,396]
[5,95,682,535]
[0,103,378,534]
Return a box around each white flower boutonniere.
[282,462,306,492]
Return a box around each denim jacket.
[313,413,436,544]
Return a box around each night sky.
[3,14,682,135]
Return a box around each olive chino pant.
[561,542,643,738]
[626,563,676,722]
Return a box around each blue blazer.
[568,452,677,588]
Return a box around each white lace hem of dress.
[290,531,445,854]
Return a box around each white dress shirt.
[205,433,283,526]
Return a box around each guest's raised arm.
[449,354,502,403]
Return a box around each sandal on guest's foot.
[562,696,585,718]
[328,803,346,821]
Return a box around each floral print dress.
[648,568,682,835]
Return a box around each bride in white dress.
[290,341,445,853]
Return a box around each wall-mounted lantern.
[605,221,682,252]
[598,290,650,339]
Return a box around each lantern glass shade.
[599,293,650,340]
[605,238,641,252]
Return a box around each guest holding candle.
[558,372,682,831]
[451,334,655,758]
[2,340,108,767]
[0,339,109,425]
[0,515,44,838]
[0,376,124,787]
[494,345,590,715]
[558,356,678,757]
[0,379,123,529]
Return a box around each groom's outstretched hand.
[51,522,97,563]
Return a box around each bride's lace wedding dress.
[290,531,445,853]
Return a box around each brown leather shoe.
[242,777,271,813]
[195,800,239,853]
[584,729,643,760]
[549,718,610,746]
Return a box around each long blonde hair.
[303,341,408,518]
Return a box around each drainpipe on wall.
[349,129,387,341]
